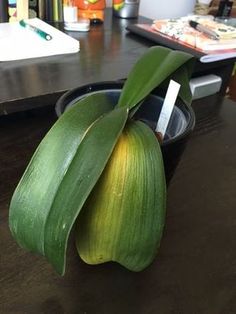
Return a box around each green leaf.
[44,107,128,274]
[9,93,113,254]
[159,56,195,105]
[117,46,195,109]
[9,93,127,274]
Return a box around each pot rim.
[55,81,196,147]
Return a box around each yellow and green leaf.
[76,120,166,271]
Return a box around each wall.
[106,0,196,19]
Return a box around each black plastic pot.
[55,81,195,183]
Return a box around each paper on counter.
[0,18,80,61]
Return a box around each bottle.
[216,0,233,17]
[52,0,64,21]
[76,0,106,24]
[113,0,140,19]
[63,0,78,23]
[29,0,38,18]
[0,0,9,22]
[17,0,29,20]
[44,0,55,22]
[42,0,64,22]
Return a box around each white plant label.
[155,79,180,140]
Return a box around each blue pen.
[19,19,52,41]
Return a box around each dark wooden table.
[1,93,236,313]
[0,8,235,115]
[0,10,151,115]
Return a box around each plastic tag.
[155,80,180,141]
